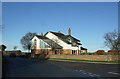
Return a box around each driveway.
[3,56,93,77]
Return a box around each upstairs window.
[68,38,71,43]
[34,39,37,46]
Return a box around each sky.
[2,2,118,52]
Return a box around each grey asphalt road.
[0,52,2,79]
[48,60,120,77]
[3,56,94,77]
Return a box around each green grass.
[49,58,120,63]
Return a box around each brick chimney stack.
[68,28,71,35]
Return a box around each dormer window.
[68,38,71,43]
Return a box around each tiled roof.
[66,35,80,42]
[81,47,87,50]
[35,35,62,49]
[43,39,62,49]
[50,32,71,44]
[49,31,81,45]
[35,35,48,39]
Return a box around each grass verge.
[49,58,120,64]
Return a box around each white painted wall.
[45,32,80,50]
[31,36,40,49]
[31,36,51,49]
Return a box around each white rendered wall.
[31,36,40,49]
[32,36,51,49]
[45,32,80,50]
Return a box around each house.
[31,28,87,55]
[81,47,87,53]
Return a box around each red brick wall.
[62,49,71,54]
[32,49,81,55]
[49,55,120,61]
[31,49,54,54]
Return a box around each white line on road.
[88,72,92,74]
[79,70,83,71]
[93,74,100,77]
[78,70,101,77]
[108,72,120,75]
[83,72,87,74]
[89,74,95,77]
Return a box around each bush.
[107,50,119,55]
[65,53,71,55]
[95,50,105,55]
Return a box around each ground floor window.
[55,50,58,54]
[54,49,61,54]
[72,50,77,55]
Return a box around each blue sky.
[2,2,118,52]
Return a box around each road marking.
[89,74,95,77]
[88,73,92,74]
[108,72,120,75]
[93,74,100,77]
[78,70,101,77]
[83,72,87,74]
[79,70,83,71]
[94,74,100,77]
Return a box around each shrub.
[107,50,119,55]
[79,53,85,55]
[90,52,96,55]
[65,53,71,55]
[95,50,105,55]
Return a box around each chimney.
[68,28,71,35]
[40,33,43,36]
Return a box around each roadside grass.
[49,58,120,63]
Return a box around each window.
[45,44,49,48]
[68,38,70,41]
[68,38,71,43]
[34,39,37,46]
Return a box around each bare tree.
[13,46,17,50]
[104,30,120,52]
[20,32,36,52]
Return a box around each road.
[3,56,93,77]
[0,52,2,79]
[3,56,120,78]
[48,60,120,77]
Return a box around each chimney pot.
[68,28,71,35]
